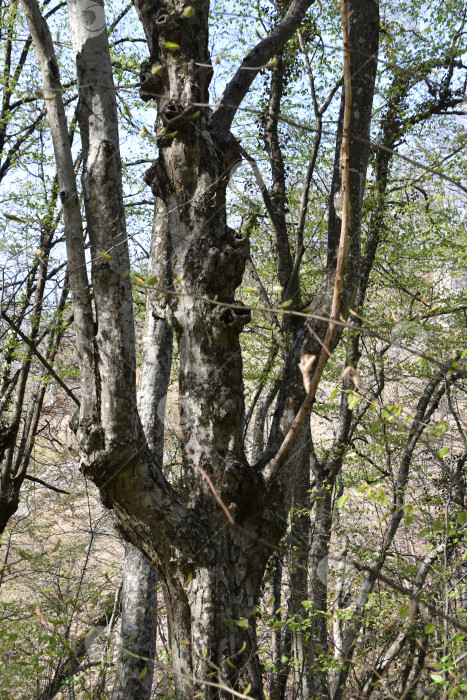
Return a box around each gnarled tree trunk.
[22,0,379,696]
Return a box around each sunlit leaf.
[277,298,293,308]
[430,674,444,683]
[337,494,350,508]
[236,618,249,629]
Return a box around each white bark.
[112,543,158,700]
[112,203,174,700]
[67,0,138,445]
[20,0,97,422]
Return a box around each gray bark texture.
[23,0,380,696]
[111,543,158,700]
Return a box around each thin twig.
[0,310,80,406]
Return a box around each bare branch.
[23,475,69,495]
[211,0,315,135]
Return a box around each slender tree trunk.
[329,375,454,699]
[289,424,314,700]
[111,543,158,700]
[112,203,174,700]
[269,556,289,700]
[306,472,333,699]
[0,272,68,533]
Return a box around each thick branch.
[23,475,69,495]
[20,0,97,422]
[263,0,353,483]
[263,56,294,302]
[211,0,315,135]
[68,0,138,442]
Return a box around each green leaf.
[399,604,410,618]
[347,391,361,410]
[4,213,25,223]
[330,387,339,403]
[425,624,435,634]
[18,549,32,560]
[457,510,467,524]
[337,494,350,508]
[271,620,287,630]
[236,617,249,629]
[162,41,181,50]
[183,6,195,17]
[437,447,449,458]
[277,298,293,309]
[451,633,465,643]
[244,683,252,695]
[138,667,148,680]
[431,674,445,684]
[97,250,112,260]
